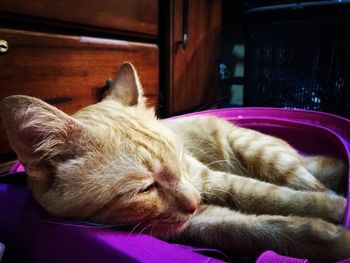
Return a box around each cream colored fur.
[0,62,349,262]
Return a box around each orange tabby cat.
[0,63,349,262]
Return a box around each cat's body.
[1,63,349,262]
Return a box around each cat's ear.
[107,62,145,106]
[0,95,85,164]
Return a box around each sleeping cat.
[0,62,349,262]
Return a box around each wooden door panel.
[0,28,159,158]
[0,0,159,36]
[170,0,221,114]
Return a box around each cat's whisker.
[128,221,144,237]
[207,188,241,206]
[190,176,219,189]
[205,159,232,168]
[200,190,227,204]
[170,224,174,237]
[77,220,126,229]
[183,148,213,158]
[184,145,212,155]
[165,227,172,239]
[186,137,218,149]
[192,173,236,187]
[164,229,169,239]
[150,222,158,237]
[193,174,241,205]
[136,223,154,239]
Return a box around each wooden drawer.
[0,0,158,36]
[0,28,159,159]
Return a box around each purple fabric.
[0,186,224,263]
[9,160,25,173]
[2,107,350,263]
[256,251,309,263]
[0,183,29,262]
[17,198,224,263]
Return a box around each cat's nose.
[182,203,198,214]
[181,196,200,214]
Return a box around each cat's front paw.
[312,193,347,224]
[333,196,347,223]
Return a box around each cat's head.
[0,62,200,234]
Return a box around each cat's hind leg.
[303,156,348,194]
[226,125,327,192]
[172,205,350,263]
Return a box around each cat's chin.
[148,219,191,237]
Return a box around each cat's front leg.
[186,155,346,224]
[171,205,350,263]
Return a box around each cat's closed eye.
[140,182,159,193]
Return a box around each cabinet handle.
[176,0,189,50]
[0,40,8,53]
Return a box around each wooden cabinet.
[0,28,159,158]
[0,1,159,160]
[0,0,222,160]
[164,0,222,115]
[0,29,159,114]
[0,0,158,36]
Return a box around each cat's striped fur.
[0,62,349,262]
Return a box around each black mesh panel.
[244,3,350,117]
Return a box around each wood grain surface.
[168,0,222,114]
[0,28,159,158]
[0,0,159,36]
